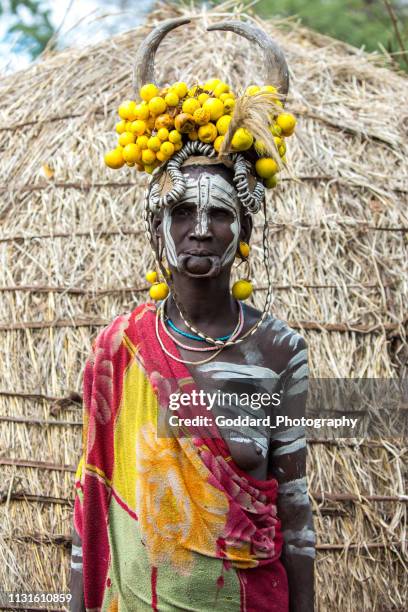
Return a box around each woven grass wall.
[0,2,407,610]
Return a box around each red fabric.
[75,302,289,611]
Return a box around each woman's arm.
[70,526,85,612]
[269,338,315,612]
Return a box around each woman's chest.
[177,342,282,478]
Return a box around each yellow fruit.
[165,91,179,107]
[255,157,279,178]
[219,92,234,102]
[172,82,188,98]
[115,120,127,134]
[187,85,200,97]
[136,135,149,149]
[213,82,229,97]
[140,83,159,102]
[198,123,218,143]
[204,78,221,91]
[123,144,142,164]
[174,142,183,151]
[168,129,182,144]
[156,151,169,162]
[126,160,135,166]
[202,98,224,121]
[238,241,250,258]
[216,115,232,135]
[146,116,156,131]
[147,136,161,152]
[232,280,253,300]
[118,100,137,120]
[260,85,277,93]
[142,149,156,164]
[144,164,157,174]
[182,98,201,115]
[276,113,296,135]
[145,270,157,283]
[278,144,286,157]
[149,282,169,300]
[274,99,284,108]
[273,136,283,147]
[265,175,279,188]
[193,107,211,126]
[135,103,150,120]
[269,123,282,137]
[246,85,260,96]
[198,92,210,105]
[157,127,169,142]
[104,148,125,169]
[160,141,175,156]
[188,130,199,141]
[154,114,174,130]
[129,120,146,136]
[223,98,235,113]
[254,139,268,156]
[125,121,132,131]
[281,155,287,163]
[174,113,195,133]
[213,135,224,153]
[148,96,166,115]
[231,127,253,151]
[118,132,135,146]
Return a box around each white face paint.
[162,170,242,270]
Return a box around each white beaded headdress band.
[146,140,265,215]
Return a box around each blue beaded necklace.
[165,303,245,342]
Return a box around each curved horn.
[133,17,191,95]
[207,20,289,101]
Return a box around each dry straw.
[0,0,407,610]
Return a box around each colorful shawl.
[74,302,288,611]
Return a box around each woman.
[71,18,315,612]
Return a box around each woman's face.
[154,165,251,278]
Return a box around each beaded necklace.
[155,297,244,365]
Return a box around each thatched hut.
[0,1,407,610]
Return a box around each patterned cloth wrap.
[74,302,288,611]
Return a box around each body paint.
[286,543,316,558]
[278,477,309,506]
[163,171,241,270]
[272,437,306,456]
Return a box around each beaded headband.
[146,141,264,215]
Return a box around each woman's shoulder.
[245,304,307,356]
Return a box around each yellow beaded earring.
[145,268,169,301]
[232,241,253,300]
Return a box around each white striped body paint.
[272,437,306,456]
[197,361,280,459]
[286,543,316,559]
[197,361,280,380]
[282,526,316,544]
[71,544,82,557]
[278,477,309,506]
[283,346,309,398]
[71,543,83,572]
[162,205,178,266]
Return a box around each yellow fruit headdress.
[104,17,296,195]
[104,17,296,349]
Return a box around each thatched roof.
[0,1,407,609]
